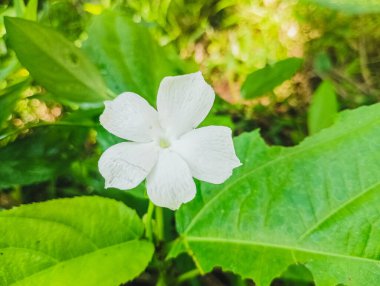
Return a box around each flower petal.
[99,142,158,190]
[157,72,215,138]
[146,150,196,210]
[172,126,241,184]
[100,92,160,142]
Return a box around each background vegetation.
[1,0,380,285]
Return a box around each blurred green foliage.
[0,0,380,285]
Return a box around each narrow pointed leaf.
[307,80,338,134]
[175,103,380,286]
[4,17,108,103]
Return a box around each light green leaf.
[4,17,109,103]
[0,196,154,285]
[305,0,380,14]
[175,103,380,286]
[13,0,25,17]
[241,58,303,99]
[0,56,20,82]
[24,0,38,21]
[307,80,338,134]
[83,11,184,105]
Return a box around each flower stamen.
[159,138,171,149]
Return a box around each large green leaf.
[241,58,303,99]
[307,80,338,135]
[0,196,154,285]
[174,103,380,285]
[305,0,380,14]
[4,17,108,103]
[83,11,184,105]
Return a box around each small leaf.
[307,80,338,134]
[175,102,380,286]
[241,58,303,99]
[4,17,109,103]
[24,0,38,21]
[0,196,154,285]
[13,0,25,17]
[83,11,184,105]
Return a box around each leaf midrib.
[2,213,142,247]
[2,216,99,250]
[8,240,145,285]
[185,236,380,265]
[0,246,59,263]
[184,113,380,234]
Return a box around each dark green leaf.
[4,17,109,103]
[0,196,154,285]
[241,58,303,99]
[83,11,185,105]
[0,126,88,189]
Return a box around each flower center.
[159,137,171,149]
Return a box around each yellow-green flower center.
[159,138,171,148]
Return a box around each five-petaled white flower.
[98,72,241,210]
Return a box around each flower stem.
[145,201,155,241]
[177,269,200,283]
[155,206,164,241]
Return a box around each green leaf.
[0,196,154,285]
[175,103,380,286]
[0,56,20,82]
[307,80,338,134]
[305,0,380,14]
[24,0,38,21]
[4,17,109,103]
[13,0,25,17]
[241,58,303,99]
[83,11,183,105]
[0,126,88,189]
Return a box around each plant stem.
[145,201,155,241]
[155,206,164,241]
[177,269,200,284]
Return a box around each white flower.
[98,72,241,210]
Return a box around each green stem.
[145,201,155,241]
[155,206,164,241]
[177,269,200,284]
[106,88,116,99]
